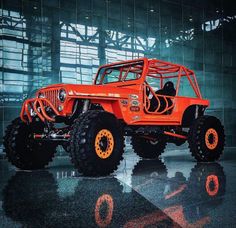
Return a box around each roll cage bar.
[94,58,202,98]
[146,59,202,98]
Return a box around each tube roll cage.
[143,59,203,115]
[146,59,202,98]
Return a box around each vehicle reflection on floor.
[0,149,233,227]
[130,159,226,227]
[1,168,180,227]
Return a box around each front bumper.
[20,98,60,123]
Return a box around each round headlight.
[58,89,66,102]
[38,92,44,98]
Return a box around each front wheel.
[3,118,57,170]
[69,111,124,176]
[188,115,225,162]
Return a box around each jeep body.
[21,58,208,126]
[4,57,224,176]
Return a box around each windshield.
[95,61,144,85]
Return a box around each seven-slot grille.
[43,89,60,109]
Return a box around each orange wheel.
[188,116,224,162]
[70,111,124,176]
[205,128,218,150]
[95,129,114,159]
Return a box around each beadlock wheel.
[188,115,225,162]
[69,110,124,176]
[205,128,219,150]
[95,129,114,159]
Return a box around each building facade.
[1,0,236,145]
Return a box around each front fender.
[92,100,124,120]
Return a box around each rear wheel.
[188,115,225,162]
[69,110,124,176]
[131,136,166,159]
[3,117,57,170]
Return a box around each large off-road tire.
[188,115,225,162]
[69,110,124,176]
[131,136,167,158]
[3,117,57,170]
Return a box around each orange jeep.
[3,58,225,176]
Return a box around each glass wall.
[1,0,236,145]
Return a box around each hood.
[40,83,139,99]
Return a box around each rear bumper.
[20,98,60,123]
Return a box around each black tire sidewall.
[87,112,123,168]
[198,117,224,160]
[5,118,56,169]
[70,111,124,176]
[188,116,225,162]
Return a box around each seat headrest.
[164,81,174,89]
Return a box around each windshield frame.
[94,58,148,86]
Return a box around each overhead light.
[150,9,154,13]
[85,16,89,19]
[189,17,193,22]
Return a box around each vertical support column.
[51,9,61,83]
[98,28,106,66]
[25,14,34,94]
